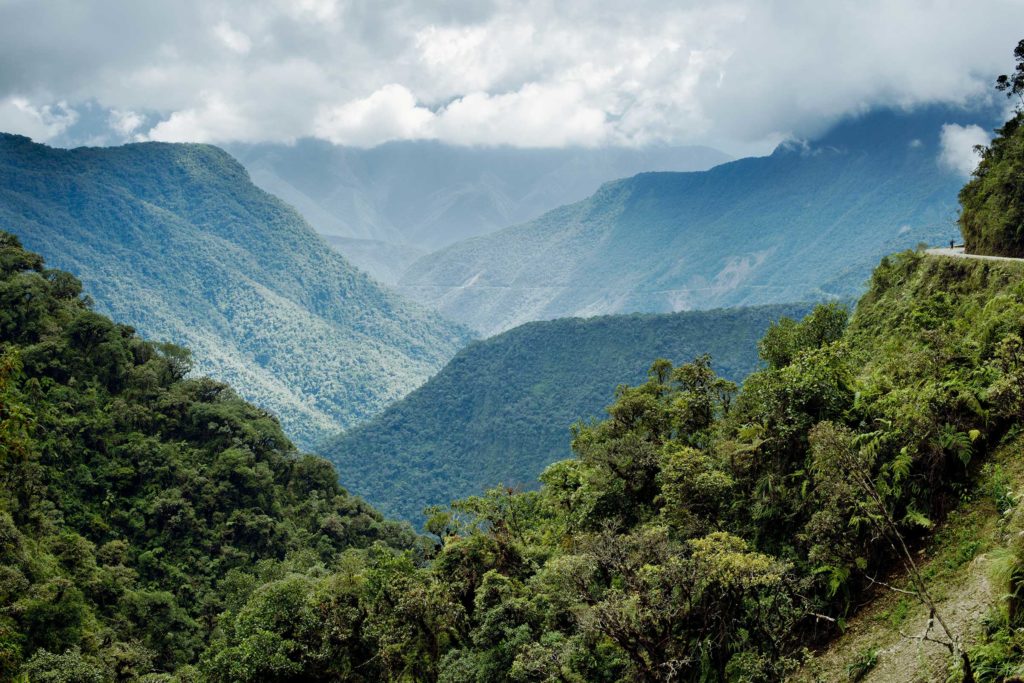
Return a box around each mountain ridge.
[398,106,994,335]
[322,302,813,523]
[0,132,473,447]
[227,139,731,281]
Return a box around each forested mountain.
[0,134,472,448]
[227,140,729,282]
[10,232,1024,679]
[0,232,419,680]
[399,106,995,335]
[319,235,429,287]
[323,303,811,523]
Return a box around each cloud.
[144,92,250,143]
[213,22,252,55]
[939,123,990,177]
[0,0,1022,150]
[315,84,433,146]
[432,84,609,147]
[0,97,78,142]
[108,109,144,137]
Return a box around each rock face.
[0,133,472,447]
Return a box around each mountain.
[0,231,417,681]
[320,235,429,286]
[226,139,730,282]
[10,185,1024,681]
[322,302,812,523]
[0,133,472,448]
[398,106,998,335]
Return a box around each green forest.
[0,134,471,449]
[0,232,419,680]
[8,218,1024,679]
[325,304,812,524]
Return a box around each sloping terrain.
[795,436,1024,682]
[228,140,729,282]
[0,133,472,447]
[323,303,811,523]
[399,107,994,335]
[0,232,417,681]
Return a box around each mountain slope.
[0,134,472,447]
[399,107,994,335]
[322,303,811,523]
[227,140,730,281]
[0,232,417,680]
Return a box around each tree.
[809,422,974,682]
[996,39,1024,108]
[960,39,1024,256]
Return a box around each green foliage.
[959,113,1024,256]
[389,251,1024,681]
[325,304,810,524]
[758,302,847,370]
[845,646,878,681]
[0,134,472,448]
[10,223,1024,679]
[0,233,418,680]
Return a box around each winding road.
[925,246,1024,262]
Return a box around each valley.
[323,303,813,523]
[228,139,730,283]
[0,134,472,448]
[4,6,1024,678]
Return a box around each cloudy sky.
[0,0,1021,154]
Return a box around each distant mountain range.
[0,133,472,448]
[397,107,996,335]
[227,140,730,282]
[321,303,811,524]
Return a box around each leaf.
[902,508,933,529]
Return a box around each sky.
[0,0,1021,156]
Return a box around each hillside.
[188,249,1024,682]
[792,251,1024,681]
[227,140,730,282]
[0,133,472,448]
[321,235,429,286]
[323,303,812,523]
[0,232,418,681]
[399,106,994,335]
[11,243,1024,681]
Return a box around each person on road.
[950,239,955,249]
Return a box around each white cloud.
[0,97,78,142]
[144,92,249,143]
[432,84,610,147]
[939,123,990,177]
[1,0,1023,149]
[213,21,252,55]
[314,84,433,146]
[108,108,144,136]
